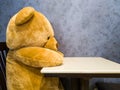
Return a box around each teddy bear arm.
[14,47,63,68]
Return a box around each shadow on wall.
[102,22,120,63]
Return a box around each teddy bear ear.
[15,7,35,25]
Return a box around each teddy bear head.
[6,7,63,67]
[6,7,55,50]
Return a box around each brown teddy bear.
[6,7,64,90]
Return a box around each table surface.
[41,57,120,74]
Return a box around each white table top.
[41,57,120,74]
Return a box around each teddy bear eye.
[47,36,50,40]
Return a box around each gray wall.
[0,0,120,89]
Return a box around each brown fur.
[6,7,64,90]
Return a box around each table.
[41,57,120,90]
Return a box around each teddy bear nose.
[15,7,35,25]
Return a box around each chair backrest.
[0,42,8,90]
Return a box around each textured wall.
[0,0,120,88]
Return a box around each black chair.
[0,42,8,90]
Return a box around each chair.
[0,42,8,90]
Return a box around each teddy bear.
[6,7,64,90]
